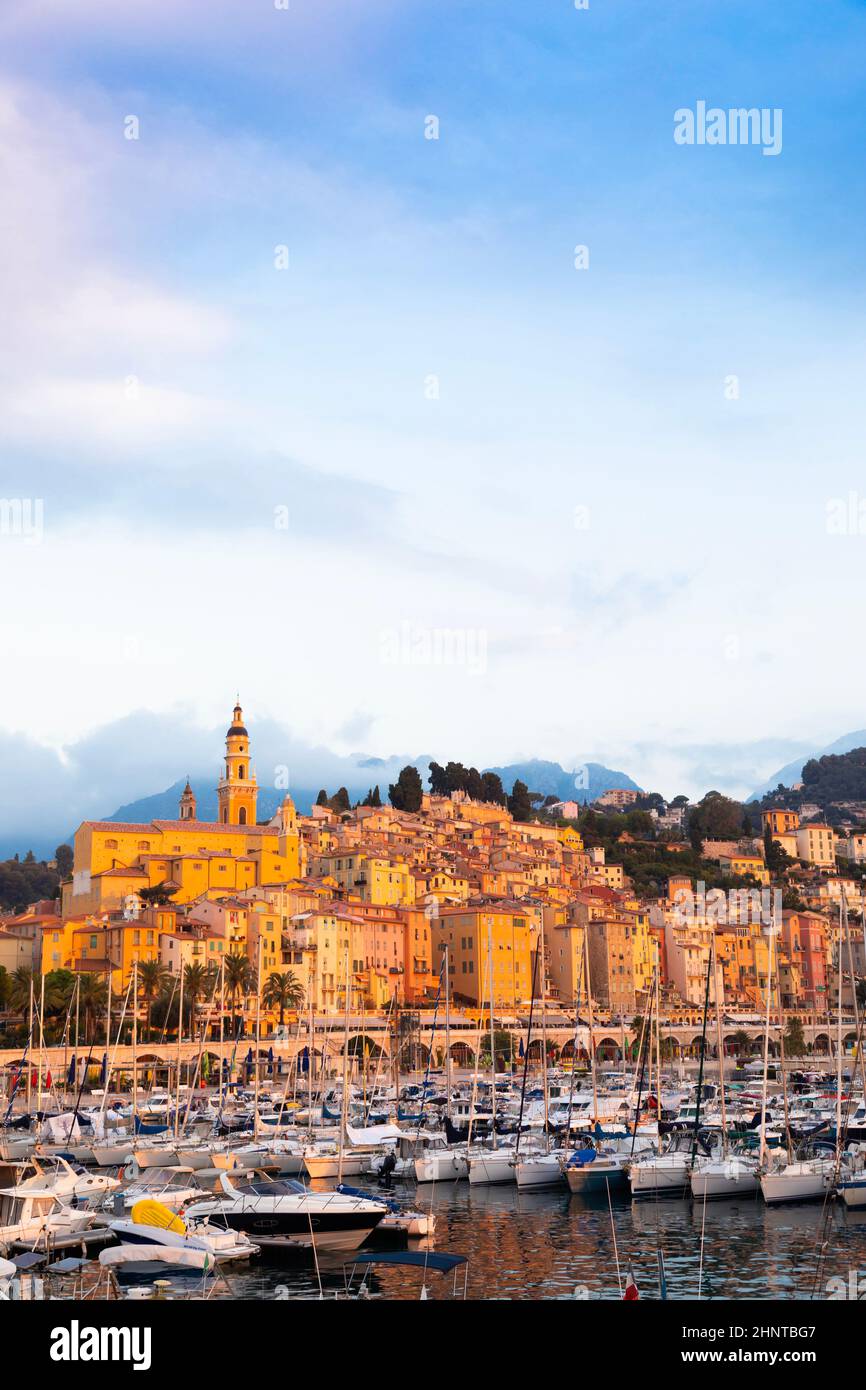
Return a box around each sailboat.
[512,920,566,1190]
[760,904,841,1205]
[690,934,760,1200]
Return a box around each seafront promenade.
[0,1014,856,1081]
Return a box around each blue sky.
[1,0,865,842]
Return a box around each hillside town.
[0,703,864,1049]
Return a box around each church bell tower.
[217,700,258,826]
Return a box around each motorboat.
[183,1172,388,1250]
[109,1198,257,1265]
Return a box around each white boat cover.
[99,1245,209,1270]
[345,1123,403,1147]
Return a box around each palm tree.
[77,973,108,1044]
[262,970,304,1027]
[9,966,34,1016]
[223,952,252,1029]
[137,960,168,1041]
[183,961,216,1028]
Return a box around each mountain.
[101,758,640,826]
[482,759,641,805]
[749,728,866,800]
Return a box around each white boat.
[99,1244,215,1281]
[112,1163,209,1213]
[184,1172,388,1251]
[628,1150,692,1199]
[512,1152,566,1190]
[838,1175,866,1208]
[413,1146,468,1183]
[109,1206,257,1265]
[0,1186,101,1247]
[303,1146,366,1179]
[17,1155,120,1202]
[467,1149,516,1185]
[760,1156,837,1205]
[689,1153,760,1201]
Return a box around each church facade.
[61,703,302,918]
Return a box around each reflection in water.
[217,1178,866,1301]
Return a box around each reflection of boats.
[184,1172,388,1251]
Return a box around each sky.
[1,0,865,848]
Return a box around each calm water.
[213,1177,866,1301]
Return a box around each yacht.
[183,1172,388,1250]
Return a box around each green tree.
[183,962,215,1024]
[224,952,253,1027]
[508,779,533,822]
[784,1016,806,1057]
[137,959,168,1041]
[139,881,177,907]
[316,789,329,807]
[330,787,351,814]
[77,973,108,1044]
[262,970,305,1026]
[55,843,74,878]
[389,765,423,813]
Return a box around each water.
[213,1178,866,1301]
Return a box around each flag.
[45,1070,52,1089]
[623,1265,640,1301]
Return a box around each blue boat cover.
[566,1148,598,1167]
[346,1251,467,1272]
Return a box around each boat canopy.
[345,1251,467,1273]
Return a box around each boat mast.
[132,957,138,1127]
[174,964,184,1140]
[842,890,866,1104]
[445,945,452,1120]
[488,923,497,1143]
[338,948,350,1184]
[836,901,843,1159]
[758,908,776,1165]
[36,971,45,1115]
[712,933,727,1155]
[584,926,598,1121]
[539,916,549,1148]
[255,934,263,1140]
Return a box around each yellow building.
[308,850,416,907]
[61,703,301,918]
[432,904,533,1008]
[762,809,799,836]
